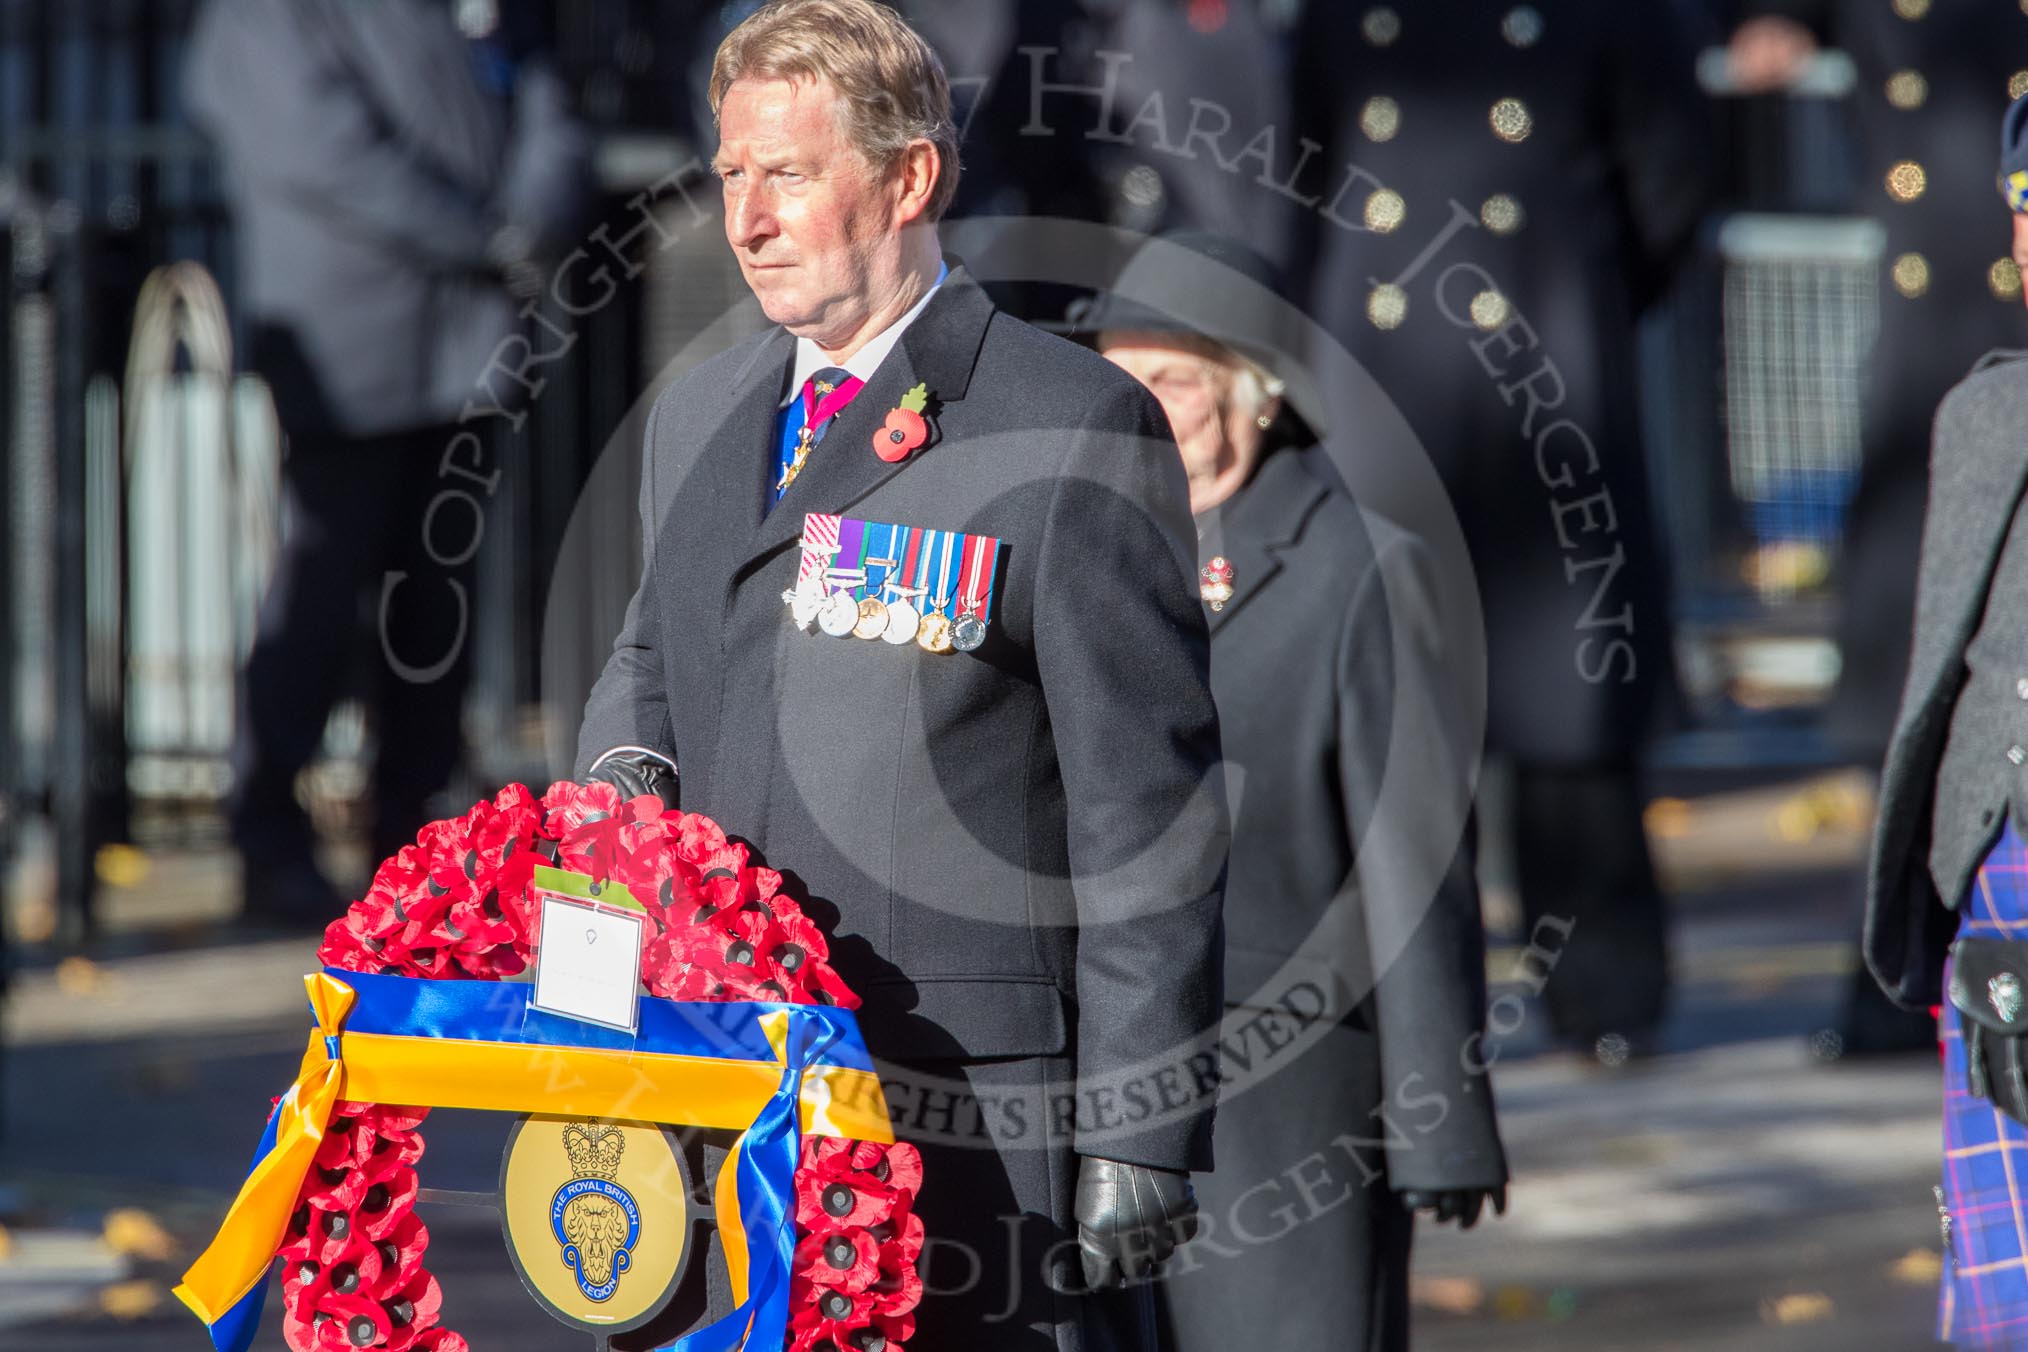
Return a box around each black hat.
[1050,230,1324,433]
[2001,92,2028,212]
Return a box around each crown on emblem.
[562,1122,626,1182]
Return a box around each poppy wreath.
[273,780,925,1352]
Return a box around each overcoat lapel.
[740,263,994,571]
[1202,451,1326,633]
[1905,431,2028,715]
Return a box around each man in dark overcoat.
[1088,234,1507,1352]
[1288,0,1718,1053]
[575,3,1224,1348]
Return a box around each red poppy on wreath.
[874,383,931,463]
[259,780,923,1351]
[794,1225,883,1294]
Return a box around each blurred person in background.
[1866,90,2028,1349]
[903,0,1296,318]
[184,0,588,923]
[1728,0,2028,1057]
[1288,1,1718,1061]
[1084,232,1508,1352]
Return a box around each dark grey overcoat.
[1152,449,1506,1352]
[183,0,588,439]
[1868,352,2028,1010]
[576,261,1228,1350]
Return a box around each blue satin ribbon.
[188,970,884,1352]
[666,1011,842,1352]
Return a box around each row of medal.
[784,513,1002,654]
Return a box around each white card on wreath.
[532,894,644,1033]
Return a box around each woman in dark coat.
[1080,234,1508,1352]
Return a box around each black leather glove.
[1073,1156,1199,1290]
[584,746,679,810]
[1399,1184,1507,1230]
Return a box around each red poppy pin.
[874,383,931,463]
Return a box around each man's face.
[714,76,903,341]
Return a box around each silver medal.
[790,578,826,630]
[882,598,921,645]
[818,592,861,637]
[951,614,987,652]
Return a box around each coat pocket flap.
[856,976,1068,1062]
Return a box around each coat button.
[2008,745,2025,766]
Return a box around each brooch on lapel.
[1200,556,1235,612]
[874,383,931,464]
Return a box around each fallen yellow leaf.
[94,843,149,889]
[103,1207,175,1261]
[1892,1249,1944,1284]
[1644,797,1695,840]
[98,1279,163,1320]
[1762,1292,1834,1325]
[1411,1275,1486,1316]
[55,955,107,996]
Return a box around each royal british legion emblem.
[552,1123,640,1302]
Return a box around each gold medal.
[818,592,860,637]
[916,611,954,653]
[852,597,890,640]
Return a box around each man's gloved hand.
[584,747,679,810]
[1073,1156,1199,1290]
[1398,1185,1507,1230]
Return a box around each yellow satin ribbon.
[175,973,891,1328]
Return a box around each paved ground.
[0,771,1952,1349]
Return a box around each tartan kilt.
[1942,816,2028,1347]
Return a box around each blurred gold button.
[1470,291,1512,330]
[1360,96,1401,142]
[1885,160,1926,202]
[1992,258,2023,300]
[1892,0,1930,18]
[1885,70,1927,110]
[1481,194,1525,235]
[2011,70,2028,100]
[1364,189,1406,233]
[1490,98,1533,143]
[1362,7,1401,45]
[1891,252,1930,298]
[1368,283,1408,330]
[1502,6,1544,47]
